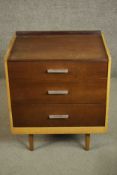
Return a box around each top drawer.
[8,61,107,82]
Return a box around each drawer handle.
[49,115,69,119]
[48,90,68,95]
[47,69,68,74]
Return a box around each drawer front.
[10,80,107,104]
[8,61,107,82]
[12,104,106,127]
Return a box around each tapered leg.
[85,134,90,150]
[29,134,34,151]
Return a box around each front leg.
[29,134,34,151]
[85,134,90,150]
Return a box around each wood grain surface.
[8,61,107,82]
[12,104,106,127]
[9,79,107,104]
[8,31,107,61]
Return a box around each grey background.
[0,0,117,78]
[0,1,117,175]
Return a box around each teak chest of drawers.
[5,31,111,151]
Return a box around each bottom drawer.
[12,104,106,127]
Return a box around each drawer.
[8,61,107,82]
[12,104,106,127]
[10,79,107,104]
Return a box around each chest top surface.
[8,31,107,62]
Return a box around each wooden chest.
[5,31,111,150]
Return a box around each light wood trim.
[11,126,107,134]
[4,34,16,130]
[101,32,111,130]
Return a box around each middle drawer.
[10,79,107,104]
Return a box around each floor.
[0,78,117,175]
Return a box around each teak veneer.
[5,31,111,151]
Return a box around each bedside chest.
[5,31,111,151]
